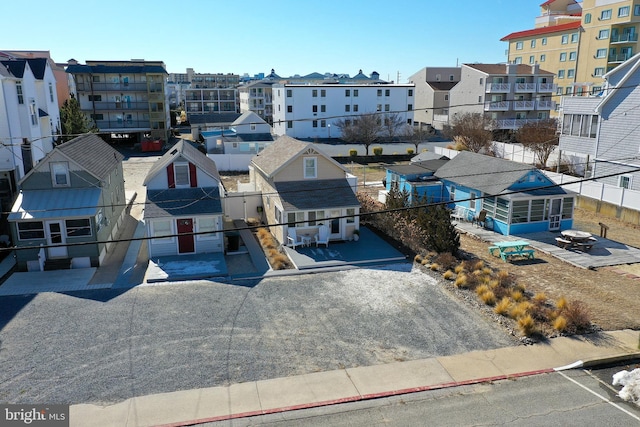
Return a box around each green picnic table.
[488,240,535,261]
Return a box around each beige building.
[502,0,640,100]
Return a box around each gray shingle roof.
[57,134,124,180]
[144,140,220,185]
[434,151,534,195]
[387,159,449,175]
[275,179,359,211]
[144,187,222,218]
[251,135,311,177]
[232,111,267,126]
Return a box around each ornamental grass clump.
[518,314,537,337]
[414,254,423,264]
[430,263,440,271]
[454,274,469,289]
[553,315,568,332]
[494,297,511,316]
[443,270,455,280]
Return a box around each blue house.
[434,152,576,235]
[384,158,449,203]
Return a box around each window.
[312,120,318,128]
[92,75,100,82]
[562,197,574,219]
[556,87,563,95]
[601,9,612,20]
[321,105,326,112]
[408,89,413,96]
[197,217,218,240]
[529,55,535,64]
[377,104,382,112]
[531,39,536,48]
[565,87,573,95]
[561,34,569,44]
[561,114,598,138]
[287,105,293,113]
[90,113,104,120]
[516,41,523,50]
[308,210,325,226]
[619,175,632,189]
[592,86,602,95]
[444,94,449,100]
[16,82,24,104]
[353,104,358,112]
[636,5,640,16]
[321,89,326,97]
[287,212,305,228]
[353,89,358,97]
[408,104,413,111]
[312,89,317,97]
[48,83,54,102]
[596,48,607,58]
[385,89,390,96]
[619,6,630,17]
[320,119,326,127]
[88,95,102,101]
[345,105,350,112]
[51,162,69,186]
[287,121,293,128]
[151,220,173,242]
[304,157,317,178]
[469,192,477,210]
[18,221,45,240]
[377,89,382,96]
[567,69,575,78]
[540,54,546,62]
[174,163,189,186]
[346,208,355,224]
[560,52,567,61]
[594,67,605,76]
[569,51,577,61]
[514,57,522,64]
[542,37,547,45]
[571,33,579,43]
[66,219,91,237]
[449,185,455,201]
[449,74,454,81]
[312,105,318,113]
[598,29,610,39]
[478,95,482,103]
[345,89,350,97]
[512,200,529,223]
[585,13,591,23]
[29,101,37,125]
[384,104,390,112]
[286,89,292,97]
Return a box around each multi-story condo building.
[272,83,415,139]
[66,59,169,142]
[238,80,276,124]
[168,68,240,88]
[449,63,556,130]
[408,67,461,130]
[184,87,238,115]
[502,0,640,99]
[165,81,189,110]
[0,57,60,190]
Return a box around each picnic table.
[555,230,597,251]
[488,240,535,262]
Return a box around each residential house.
[65,59,169,143]
[434,151,575,235]
[408,67,460,130]
[559,52,640,190]
[384,158,450,204]
[8,134,125,271]
[272,83,414,140]
[206,111,273,155]
[249,135,360,244]
[238,80,277,124]
[449,63,556,130]
[188,112,241,141]
[143,140,225,258]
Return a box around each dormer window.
[304,157,317,178]
[174,163,190,186]
[51,162,70,187]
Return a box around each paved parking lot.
[0,266,517,405]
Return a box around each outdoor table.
[488,240,535,262]
[559,230,596,251]
[300,234,312,247]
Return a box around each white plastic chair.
[315,225,330,248]
[287,228,302,248]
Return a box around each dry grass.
[480,290,496,305]
[553,316,568,332]
[430,263,440,271]
[494,297,511,316]
[443,270,455,280]
[454,274,469,289]
[518,314,537,336]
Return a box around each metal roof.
[9,188,101,221]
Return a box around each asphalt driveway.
[0,265,517,405]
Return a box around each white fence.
[207,154,254,172]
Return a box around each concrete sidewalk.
[70,329,640,427]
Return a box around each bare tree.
[403,123,432,153]
[443,112,494,153]
[334,113,383,155]
[515,119,559,168]
[382,112,405,142]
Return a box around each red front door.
[177,219,195,254]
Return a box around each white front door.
[46,220,68,259]
[328,209,342,240]
[548,199,561,231]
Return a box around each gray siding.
[449,67,485,118]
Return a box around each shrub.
[257,228,271,240]
[430,263,440,271]
[494,297,511,316]
[563,301,591,333]
[407,148,414,155]
[454,263,465,274]
[553,316,568,332]
[556,296,568,310]
[496,270,514,286]
[271,253,289,270]
[421,258,430,266]
[349,149,358,157]
[482,267,493,276]
[373,147,383,156]
[434,252,457,271]
[475,284,491,296]
[480,290,496,305]
[472,260,484,271]
[443,270,455,280]
[510,290,524,302]
[414,254,423,264]
[454,274,469,288]
[533,292,547,304]
[510,301,532,320]
[518,314,537,336]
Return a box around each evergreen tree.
[424,204,460,255]
[59,97,97,144]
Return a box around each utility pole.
[396,71,401,83]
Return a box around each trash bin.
[227,231,240,251]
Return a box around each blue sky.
[7,0,541,82]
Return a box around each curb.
[580,352,640,368]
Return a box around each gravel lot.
[0,266,516,405]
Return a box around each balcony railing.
[484,101,510,111]
[495,118,543,130]
[77,82,149,92]
[608,53,633,63]
[94,119,150,129]
[611,33,638,43]
[513,100,535,110]
[486,83,511,93]
[536,100,556,110]
[90,101,149,110]
[537,83,556,92]
[515,83,536,93]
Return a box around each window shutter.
[189,162,197,187]
[167,163,175,188]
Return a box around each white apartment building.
[238,80,276,125]
[272,84,415,139]
[185,87,238,115]
[0,58,59,192]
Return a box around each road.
[201,366,640,426]
[0,267,516,405]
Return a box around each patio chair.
[450,206,467,222]
[315,225,330,248]
[472,210,487,228]
[287,228,303,249]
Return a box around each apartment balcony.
[76,82,148,92]
[485,83,511,93]
[513,100,535,110]
[91,101,149,111]
[514,83,536,93]
[94,119,150,130]
[495,118,542,130]
[536,100,556,110]
[610,33,638,44]
[608,53,633,63]
[484,101,510,111]
[537,83,556,93]
[186,95,204,101]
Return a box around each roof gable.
[596,52,640,113]
[232,111,267,126]
[0,60,26,78]
[55,134,124,180]
[143,140,220,185]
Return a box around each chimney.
[532,63,540,74]
[506,62,517,74]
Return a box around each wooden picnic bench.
[556,235,597,251]
[489,241,535,262]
